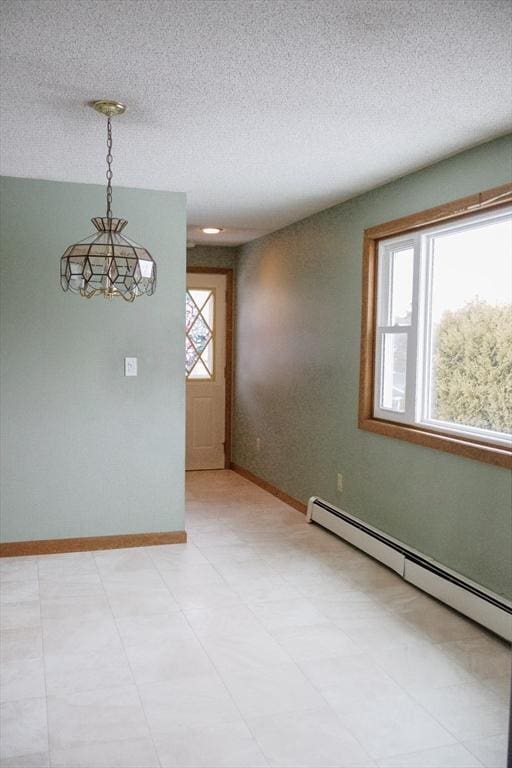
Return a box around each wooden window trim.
[358,183,512,469]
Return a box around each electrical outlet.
[337,473,343,492]
[256,437,261,452]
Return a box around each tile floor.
[0,469,510,768]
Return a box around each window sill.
[358,416,512,469]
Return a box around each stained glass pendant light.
[60,100,156,302]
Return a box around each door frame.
[186,267,234,468]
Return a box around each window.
[186,288,215,379]
[359,185,512,468]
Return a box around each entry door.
[186,272,227,470]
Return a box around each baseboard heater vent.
[307,497,511,642]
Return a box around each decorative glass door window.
[186,288,215,379]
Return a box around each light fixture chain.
[106,117,113,219]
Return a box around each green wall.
[187,245,238,270]
[0,177,186,542]
[233,135,512,598]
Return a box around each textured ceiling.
[1,0,511,246]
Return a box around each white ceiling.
[1,0,510,246]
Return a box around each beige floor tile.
[138,672,240,731]
[293,573,362,598]
[0,628,42,663]
[0,558,38,584]
[339,691,456,760]
[220,660,327,719]
[273,622,360,663]
[310,546,366,566]
[232,575,302,602]
[337,614,425,651]
[146,543,209,566]
[184,604,270,641]
[439,637,512,682]
[47,685,150,751]
[188,529,245,546]
[125,634,215,684]
[248,597,326,633]
[116,611,196,647]
[41,615,120,656]
[100,568,166,589]
[50,737,159,768]
[236,530,294,546]
[93,548,154,574]
[299,653,403,706]
[358,583,435,614]
[314,595,389,624]
[0,657,45,703]
[38,573,103,599]
[463,733,509,768]
[154,721,268,768]
[412,682,508,741]
[215,558,280,584]
[170,581,242,611]
[198,543,262,564]
[0,698,48,759]
[0,602,41,631]
[248,706,375,767]
[44,648,133,695]
[377,743,484,767]
[0,580,39,604]
[158,562,226,588]
[186,518,228,533]
[370,642,474,693]
[250,545,298,563]
[481,675,511,705]
[0,752,50,767]
[402,604,485,644]
[105,585,179,618]
[262,557,333,582]
[40,594,110,623]
[201,631,292,675]
[37,552,97,578]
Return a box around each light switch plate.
[125,357,138,376]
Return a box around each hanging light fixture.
[60,100,157,302]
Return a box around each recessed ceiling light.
[201,227,223,234]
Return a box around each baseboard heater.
[307,497,512,642]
